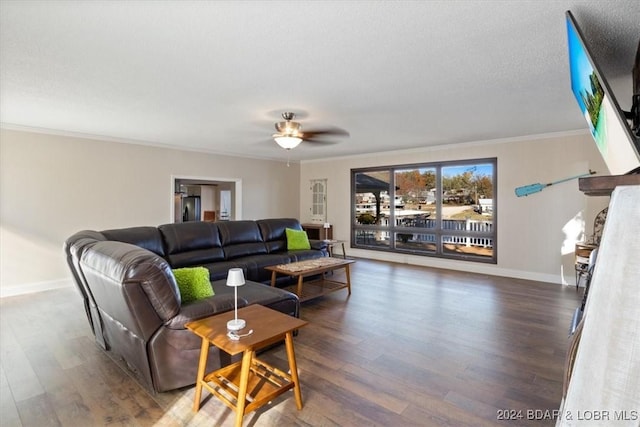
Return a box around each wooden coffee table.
[265,257,355,302]
[185,305,308,427]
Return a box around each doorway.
[171,176,242,223]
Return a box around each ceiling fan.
[272,112,349,150]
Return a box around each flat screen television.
[566,10,640,175]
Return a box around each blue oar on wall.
[515,170,596,197]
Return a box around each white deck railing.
[358,218,494,248]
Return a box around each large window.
[352,159,496,263]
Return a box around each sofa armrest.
[310,239,328,251]
[165,294,248,329]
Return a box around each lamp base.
[227,318,246,331]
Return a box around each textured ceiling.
[1,1,639,162]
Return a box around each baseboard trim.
[348,249,568,285]
[0,278,73,298]
[0,256,570,298]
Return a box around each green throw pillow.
[286,228,311,250]
[172,267,214,304]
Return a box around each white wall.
[200,185,216,218]
[0,129,300,296]
[299,131,609,284]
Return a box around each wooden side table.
[324,239,347,259]
[185,305,308,427]
[301,223,333,240]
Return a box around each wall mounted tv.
[566,10,640,175]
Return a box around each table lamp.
[226,268,246,331]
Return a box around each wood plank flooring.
[0,258,582,426]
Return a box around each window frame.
[351,158,497,264]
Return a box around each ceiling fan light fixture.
[273,134,303,150]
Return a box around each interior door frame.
[170,175,243,222]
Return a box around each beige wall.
[0,129,300,296]
[0,128,612,296]
[299,132,609,284]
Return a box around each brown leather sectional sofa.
[64,218,327,393]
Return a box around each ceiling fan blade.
[303,138,340,145]
[302,127,350,139]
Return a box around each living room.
[1,2,639,426]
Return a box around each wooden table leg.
[235,349,254,427]
[284,331,303,410]
[193,338,210,412]
[270,270,277,287]
[345,264,352,295]
[296,274,304,298]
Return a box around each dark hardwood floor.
[0,258,582,426]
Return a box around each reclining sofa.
[64,218,327,393]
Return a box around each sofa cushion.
[224,242,269,260]
[257,218,303,253]
[286,228,311,250]
[217,220,264,245]
[217,221,268,259]
[288,248,327,262]
[165,294,243,330]
[159,222,225,267]
[211,279,300,318]
[101,226,165,256]
[172,267,214,304]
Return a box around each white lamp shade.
[274,135,303,150]
[226,268,245,287]
[226,268,245,331]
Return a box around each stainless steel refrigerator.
[181,196,201,222]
